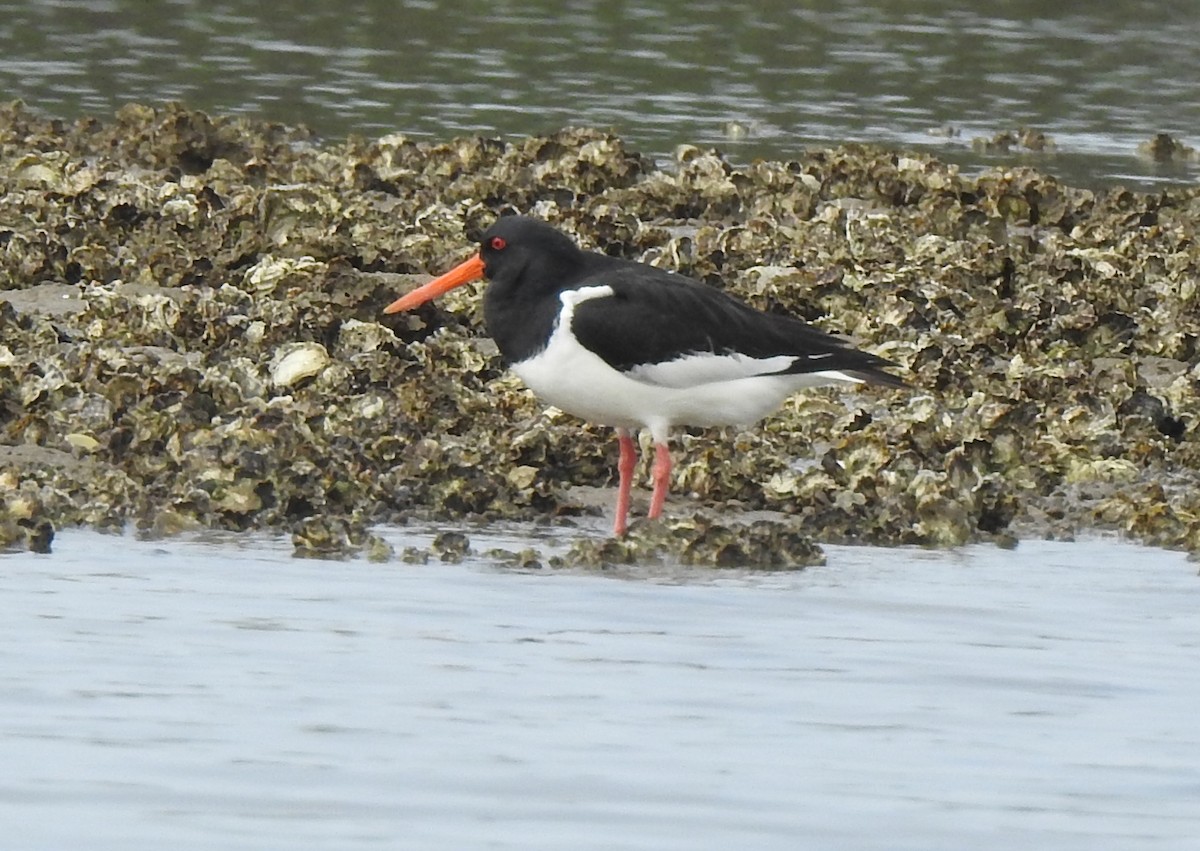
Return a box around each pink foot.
[613,429,636,536]
[648,442,671,520]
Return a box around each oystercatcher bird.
[385,216,904,535]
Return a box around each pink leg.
[613,429,636,536]
[648,442,672,520]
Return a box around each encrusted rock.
[3,101,1200,561]
[561,514,825,570]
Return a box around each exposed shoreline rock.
[2,101,1198,562]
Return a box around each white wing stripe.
[626,352,798,388]
[560,285,614,309]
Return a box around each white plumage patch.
[812,369,864,384]
[628,352,803,388]
[560,284,615,309]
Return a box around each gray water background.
[2,0,1199,187]
[2,530,1198,850]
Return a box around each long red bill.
[383,253,486,314]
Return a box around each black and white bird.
[385,215,905,535]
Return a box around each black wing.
[569,264,904,388]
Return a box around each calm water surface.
[1,0,1198,187]
[2,529,1198,850]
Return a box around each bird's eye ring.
[489,236,507,251]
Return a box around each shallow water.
[1,1,1198,187]
[2,529,1198,850]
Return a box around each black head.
[475,217,591,362]
[384,216,589,320]
[478,216,585,295]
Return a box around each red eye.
[489,236,507,251]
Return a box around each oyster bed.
[2,102,1198,562]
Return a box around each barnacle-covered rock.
[3,101,1200,560]
[292,515,354,559]
[562,513,824,569]
[431,530,472,563]
[1137,133,1197,163]
[972,127,1056,154]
